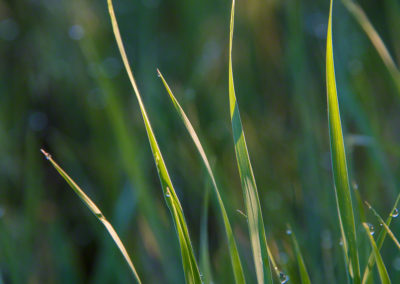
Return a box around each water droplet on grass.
[367,223,375,235]
[392,208,399,218]
[279,272,289,283]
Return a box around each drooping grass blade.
[362,223,391,284]
[40,149,142,284]
[362,193,400,283]
[342,0,400,94]
[106,1,201,283]
[157,70,246,284]
[287,225,311,284]
[365,201,400,250]
[326,0,360,282]
[228,0,272,283]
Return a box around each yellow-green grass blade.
[326,0,360,282]
[228,1,272,283]
[342,0,400,94]
[362,223,391,284]
[365,201,400,250]
[157,70,246,284]
[362,194,400,283]
[40,149,141,284]
[107,1,201,283]
[287,225,311,284]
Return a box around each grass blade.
[199,187,213,284]
[157,70,246,284]
[362,194,400,283]
[40,149,142,284]
[287,225,311,284]
[365,201,400,250]
[342,0,400,94]
[362,223,391,284]
[326,0,360,282]
[106,1,201,283]
[228,0,272,283]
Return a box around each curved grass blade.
[362,223,391,284]
[326,1,360,282]
[362,194,400,283]
[106,1,201,283]
[365,201,400,250]
[157,70,246,284]
[287,225,311,284]
[342,0,400,94]
[40,149,142,284]
[228,1,272,283]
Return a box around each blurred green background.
[1,0,400,283]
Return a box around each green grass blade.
[326,1,360,282]
[199,188,213,284]
[106,1,201,283]
[342,0,400,94]
[362,223,391,284]
[362,194,400,283]
[287,225,311,284]
[365,201,400,250]
[157,70,246,284]
[40,149,142,284]
[228,0,272,283]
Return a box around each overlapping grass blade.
[107,1,201,283]
[362,223,391,284]
[362,194,400,283]
[365,201,400,250]
[40,149,141,283]
[157,70,246,284]
[287,225,311,284]
[342,0,400,94]
[326,0,360,282]
[228,0,272,283]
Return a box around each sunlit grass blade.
[157,70,246,284]
[40,149,142,284]
[362,194,400,283]
[365,201,400,250]
[326,0,360,282]
[287,225,311,284]
[362,223,391,284]
[107,1,201,283]
[228,0,272,283]
[342,0,400,94]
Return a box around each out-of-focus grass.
[1,0,400,283]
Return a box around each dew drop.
[165,193,171,198]
[392,208,399,218]
[339,239,343,246]
[367,223,375,235]
[279,272,289,284]
[286,229,292,235]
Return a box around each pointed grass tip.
[40,149,52,160]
